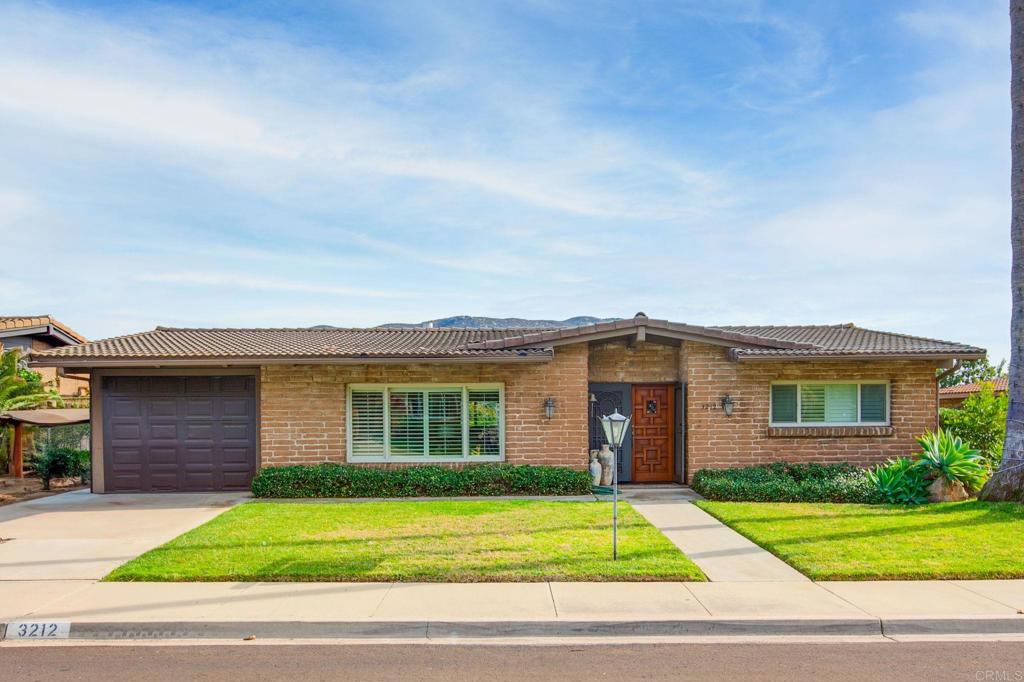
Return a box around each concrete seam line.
[813,582,880,619]
[945,581,1023,612]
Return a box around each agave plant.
[914,428,989,491]
[867,457,929,505]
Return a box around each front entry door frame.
[588,381,685,484]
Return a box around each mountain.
[379,315,619,329]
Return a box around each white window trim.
[346,383,505,462]
[769,380,890,427]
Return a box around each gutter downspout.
[936,358,963,384]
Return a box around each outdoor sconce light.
[544,397,556,419]
[721,395,735,417]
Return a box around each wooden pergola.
[1,408,89,478]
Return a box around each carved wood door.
[631,384,675,482]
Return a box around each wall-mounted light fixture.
[544,397,556,420]
[721,395,735,417]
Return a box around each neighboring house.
[1,315,89,398]
[938,377,1009,409]
[29,313,985,494]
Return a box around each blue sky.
[0,0,1011,361]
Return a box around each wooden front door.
[631,384,675,482]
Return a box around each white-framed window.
[347,383,504,461]
[769,381,889,427]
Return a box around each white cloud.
[0,4,725,222]
[137,272,412,298]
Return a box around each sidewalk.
[2,578,1022,640]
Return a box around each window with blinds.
[348,385,504,460]
[770,382,889,426]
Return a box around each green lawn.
[107,500,706,582]
[695,500,1024,580]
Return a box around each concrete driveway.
[0,489,248,580]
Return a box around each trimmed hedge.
[691,462,884,504]
[251,463,593,498]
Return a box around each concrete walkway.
[0,490,249,580]
[625,487,807,582]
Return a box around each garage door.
[103,375,257,492]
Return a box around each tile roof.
[0,315,87,344]
[939,376,1009,397]
[30,326,554,364]
[29,317,986,366]
[713,323,986,359]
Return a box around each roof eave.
[729,350,988,362]
[28,353,554,369]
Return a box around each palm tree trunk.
[980,0,1024,502]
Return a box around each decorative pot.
[598,444,615,486]
[588,450,602,485]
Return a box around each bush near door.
[691,462,882,504]
[251,463,593,498]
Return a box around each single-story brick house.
[29,313,985,494]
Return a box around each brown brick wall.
[683,341,939,480]
[259,344,589,469]
[258,337,941,479]
[588,340,682,383]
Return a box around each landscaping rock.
[927,478,969,503]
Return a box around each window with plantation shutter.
[350,390,385,457]
[389,391,425,456]
[799,384,826,422]
[428,391,463,457]
[771,381,889,426]
[347,384,504,461]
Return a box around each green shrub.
[914,428,990,491]
[691,462,883,504]
[939,383,1007,465]
[250,463,593,498]
[29,447,90,490]
[867,458,929,505]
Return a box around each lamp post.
[599,408,631,560]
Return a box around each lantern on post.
[599,408,631,560]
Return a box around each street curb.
[881,618,1024,636]
[1,619,875,640]
[3,617,1023,641]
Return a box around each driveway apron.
[0,489,248,580]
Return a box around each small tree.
[0,346,62,473]
[940,383,1008,464]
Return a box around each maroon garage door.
[103,375,257,492]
